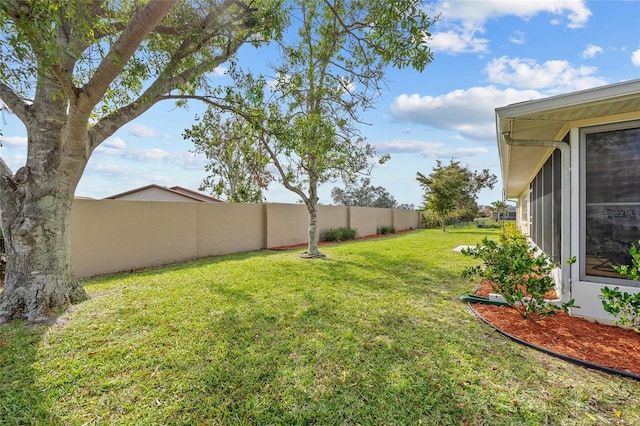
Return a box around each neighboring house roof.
[166,186,224,202]
[496,78,640,198]
[104,184,224,202]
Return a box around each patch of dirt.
[268,228,416,251]
[470,281,640,377]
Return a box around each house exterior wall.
[70,200,420,278]
[497,79,640,323]
[568,124,640,323]
[515,191,529,235]
[515,121,640,323]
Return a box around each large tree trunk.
[0,189,87,323]
[304,199,323,258]
[0,124,88,324]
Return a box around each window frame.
[579,120,640,286]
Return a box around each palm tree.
[490,200,508,224]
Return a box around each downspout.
[501,132,572,303]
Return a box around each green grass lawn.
[2,228,640,425]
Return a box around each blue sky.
[1,0,639,207]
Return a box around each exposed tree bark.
[302,160,324,258]
[0,99,89,323]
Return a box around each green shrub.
[502,221,518,237]
[462,231,575,321]
[320,227,358,242]
[377,225,396,235]
[600,241,640,331]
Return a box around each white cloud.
[377,140,445,154]
[582,44,603,58]
[340,77,357,94]
[427,30,489,55]
[0,135,27,146]
[88,164,175,184]
[430,0,591,28]
[508,31,526,45]
[390,86,542,140]
[95,137,128,155]
[103,137,126,149]
[267,73,291,91]
[178,152,208,170]
[2,154,27,172]
[426,146,489,159]
[93,141,208,172]
[82,164,176,198]
[88,163,145,178]
[485,56,607,92]
[389,56,609,143]
[632,49,640,67]
[211,66,228,77]
[125,148,172,161]
[376,139,488,160]
[426,0,591,54]
[129,123,170,139]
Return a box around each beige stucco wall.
[70,199,421,278]
[318,205,349,232]
[265,203,308,248]
[392,208,421,230]
[349,206,393,236]
[71,199,199,278]
[196,202,265,257]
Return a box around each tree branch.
[161,93,307,203]
[88,32,250,150]
[258,131,309,204]
[0,81,31,124]
[82,1,177,108]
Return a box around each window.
[581,122,640,283]
[529,149,561,262]
[520,193,528,222]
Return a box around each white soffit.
[496,79,640,198]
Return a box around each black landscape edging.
[467,302,640,381]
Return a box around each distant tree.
[397,203,416,210]
[206,0,435,258]
[184,110,273,203]
[454,204,480,222]
[331,178,398,208]
[416,160,497,232]
[490,200,508,223]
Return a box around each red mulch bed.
[470,281,640,377]
[269,229,416,251]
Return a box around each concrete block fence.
[71,199,420,278]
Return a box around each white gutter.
[501,132,572,303]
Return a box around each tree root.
[299,251,327,259]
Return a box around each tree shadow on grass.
[0,322,51,424]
